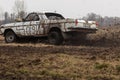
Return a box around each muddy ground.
[0,26,120,80]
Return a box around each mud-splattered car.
[0,12,98,45]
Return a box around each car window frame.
[24,13,40,22]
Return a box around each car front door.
[15,13,34,36]
[24,13,45,36]
[16,13,44,36]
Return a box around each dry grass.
[87,26,120,47]
[0,26,120,80]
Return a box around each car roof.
[29,12,61,15]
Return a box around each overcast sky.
[0,0,120,18]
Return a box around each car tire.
[5,31,17,43]
[48,31,63,45]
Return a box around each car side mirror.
[15,18,23,22]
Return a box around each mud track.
[0,26,120,80]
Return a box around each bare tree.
[13,0,26,18]
[86,13,97,21]
[0,6,4,25]
[0,7,3,20]
[4,12,9,23]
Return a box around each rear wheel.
[5,31,17,43]
[48,31,63,45]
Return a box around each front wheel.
[5,31,17,43]
[48,31,63,45]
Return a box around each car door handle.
[36,22,40,24]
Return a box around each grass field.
[0,26,120,80]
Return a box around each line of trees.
[82,13,120,27]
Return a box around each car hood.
[1,23,15,28]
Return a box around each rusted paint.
[0,12,98,39]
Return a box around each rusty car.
[0,12,98,45]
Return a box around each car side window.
[24,13,40,21]
[33,15,39,21]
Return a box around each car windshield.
[45,13,65,20]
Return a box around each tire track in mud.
[0,45,120,60]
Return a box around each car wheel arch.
[4,29,16,37]
[49,27,62,33]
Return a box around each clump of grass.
[39,69,69,79]
[94,62,108,69]
[35,69,82,80]
[116,65,120,73]
[5,71,15,76]
[86,75,114,80]
[17,69,29,75]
